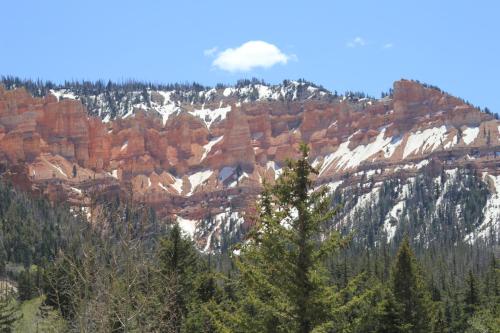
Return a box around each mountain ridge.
[0,78,498,250]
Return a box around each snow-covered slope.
[49,79,340,125]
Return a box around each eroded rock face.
[0,80,499,249]
[218,106,255,171]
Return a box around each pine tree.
[431,305,447,333]
[0,246,6,277]
[391,237,432,332]
[464,270,480,316]
[377,290,404,333]
[183,270,219,333]
[211,144,342,333]
[0,291,21,333]
[330,273,391,333]
[17,269,36,301]
[157,223,200,333]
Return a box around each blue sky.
[1,0,498,112]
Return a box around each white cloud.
[203,47,218,57]
[212,41,293,72]
[383,43,394,49]
[347,37,366,48]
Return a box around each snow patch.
[190,105,231,128]
[223,87,234,97]
[325,180,343,193]
[319,128,398,175]
[465,174,500,242]
[187,170,213,195]
[384,136,403,158]
[50,89,77,101]
[403,126,448,158]
[82,207,91,221]
[70,187,82,195]
[434,169,457,209]
[383,201,405,241]
[47,161,67,178]
[201,136,223,160]
[344,186,381,225]
[394,159,430,171]
[122,108,134,119]
[177,216,197,238]
[444,135,457,149]
[169,175,184,194]
[462,127,479,145]
[228,172,249,188]
[203,211,244,252]
[156,91,181,124]
[256,84,272,100]
[366,169,381,177]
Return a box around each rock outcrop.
[0,79,498,249]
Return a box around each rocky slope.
[0,79,498,250]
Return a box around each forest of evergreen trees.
[0,146,498,332]
[3,76,497,121]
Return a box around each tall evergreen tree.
[483,256,499,303]
[391,237,432,332]
[0,291,21,333]
[464,270,480,316]
[157,223,200,333]
[0,246,6,277]
[377,290,404,333]
[17,269,37,301]
[211,144,342,333]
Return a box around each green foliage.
[0,292,21,333]
[377,290,405,333]
[463,257,500,332]
[0,180,84,269]
[43,255,80,320]
[464,270,480,316]
[326,273,388,333]
[156,223,201,332]
[431,305,447,333]
[14,296,65,333]
[333,165,492,249]
[211,144,343,333]
[17,267,41,302]
[0,146,498,332]
[391,237,432,332]
[0,249,6,277]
